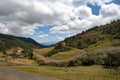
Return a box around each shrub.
[111,42,120,47]
[80,54,95,66]
[104,52,120,66]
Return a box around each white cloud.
[50,25,69,34]
[38,34,49,38]
[74,5,92,19]
[100,3,120,18]
[56,36,64,41]
[0,0,120,43]
[37,36,63,43]
[50,2,120,34]
[72,0,113,6]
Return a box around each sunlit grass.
[34,47,54,56]
[3,65,120,80]
[84,39,119,51]
[50,48,80,60]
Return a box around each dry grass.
[8,58,37,65]
[4,65,120,80]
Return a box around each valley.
[0,20,120,80]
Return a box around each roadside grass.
[3,65,120,80]
[34,47,54,56]
[50,48,80,60]
[84,39,119,51]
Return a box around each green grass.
[50,48,80,60]
[34,47,80,60]
[2,65,120,80]
[84,39,119,51]
[34,47,54,56]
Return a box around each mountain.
[62,20,120,49]
[42,41,57,46]
[0,33,45,52]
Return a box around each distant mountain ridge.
[0,33,45,52]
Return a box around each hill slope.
[63,20,120,50]
[0,33,45,52]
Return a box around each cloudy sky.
[0,0,120,45]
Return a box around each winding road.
[0,68,53,80]
[34,48,86,64]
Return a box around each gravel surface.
[0,68,53,80]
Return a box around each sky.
[0,0,120,45]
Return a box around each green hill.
[31,20,120,67]
[0,33,45,52]
[63,20,120,50]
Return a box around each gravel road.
[0,68,53,80]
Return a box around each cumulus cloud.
[38,34,49,38]
[0,0,120,43]
[100,3,120,18]
[72,0,113,6]
[0,0,73,36]
[74,5,92,19]
[50,2,120,34]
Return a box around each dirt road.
[0,68,53,80]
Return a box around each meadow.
[1,65,120,80]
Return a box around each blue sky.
[0,0,120,45]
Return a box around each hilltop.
[63,20,120,50]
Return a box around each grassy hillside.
[34,47,54,56]
[50,48,80,60]
[0,33,45,52]
[34,47,80,60]
[64,20,120,49]
[33,20,120,67]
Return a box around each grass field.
[34,47,81,60]
[84,39,119,51]
[50,48,80,60]
[34,47,54,56]
[2,65,120,80]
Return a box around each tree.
[77,41,87,49]
[22,49,33,59]
[104,52,120,66]
[80,54,95,66]
[13,48,18,58]
[0,41,6,52]
[28,49,33,59]
[3,51,7,55]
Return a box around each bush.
[111,42,120,47]
[80,54,95,66]
[22,49,33,59]
[104,52,120,66]
[88,47,120,65]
